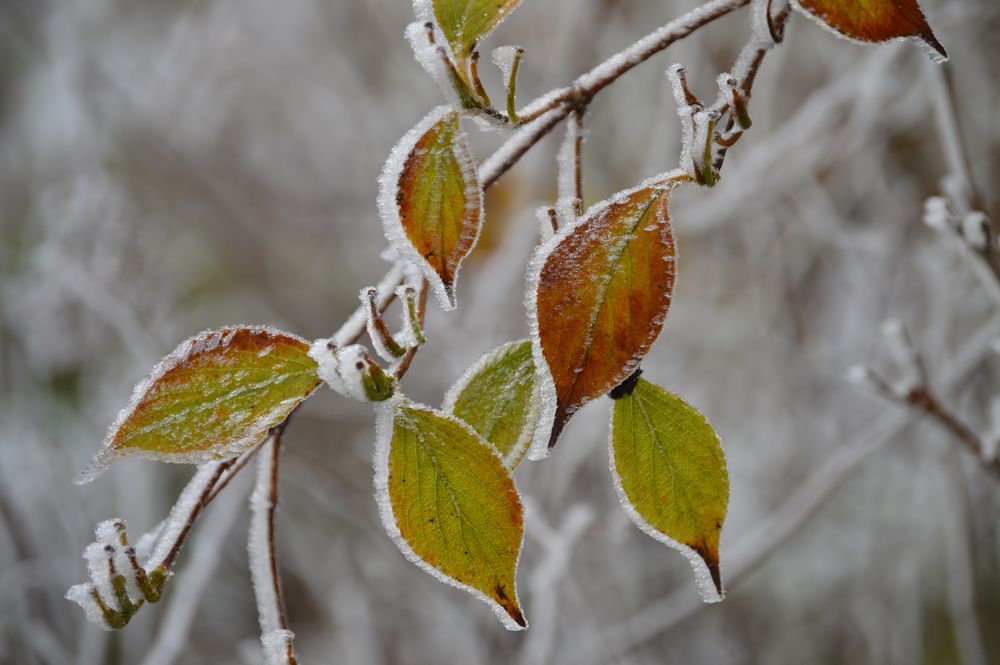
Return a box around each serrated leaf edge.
[442,339,540,469]
[373,395,527,630]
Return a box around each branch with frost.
[923,64,1000,306]
[566,319,998,665]
[847,319,1000,477]
[248,433,298,665]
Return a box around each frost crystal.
[308,340,380,403]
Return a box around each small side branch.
[848,320,1000,478]
[249,431,298,665]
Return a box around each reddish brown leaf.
[527,175,682,457]
[795,0,946,61]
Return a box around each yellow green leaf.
[432,0,522,61]
[76,327,320,483]
[443,340,538,469]
[374,397,526,629]
[378,106,483,310]
[794,0,946,61]
[610,376,729,603]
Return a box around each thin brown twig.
[265,432,297,664]
[394,277,429,380]
[159,462,230,572]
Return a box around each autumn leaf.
[794,0,946,61]
[375,397,527,629]
[378,106,483,310]
[76,327,321,483]
[431,0,522,61]
[443,339,538,469]
[610,376,729,603]
[526,173,683,458]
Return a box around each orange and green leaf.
[375,397,526,629]
[75,327,320,483]
[527,175,682,457]
[378,106,483,310]
[794,0,946,61]
[610,376,729,602]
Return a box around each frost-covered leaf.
[76,327,320,483]
[428,0,521,61]
[374,397,526,630]
[527,174,681,457]
[443,339,538,469]
[378,106,483,310]
[794,0,946,61]
[610,376,729,603]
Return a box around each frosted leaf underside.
[611,378,729,602]
[444,339,538,469]
[78,327,320,482]
[377,399,526,629]
[532,181,677,450]
[795,0,946,60]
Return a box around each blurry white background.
[1,0,998,663]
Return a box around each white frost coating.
[394,284,422,349]
[247,438,289,654]
[923,195,951,232]
[961,212,989,250]
[523,170,687,461]
[845,364,878,390]
[441,340,541,468]
[607,408,724,604]
[372,396,527,631]
[261,630,296,665]
[491,45,522,88]
[362,287,398,362]
[74,326,312,484]
[148,462,223,569]
[479,105,568,187]
[65,583,111,630]
[535,206,556,243]
[83,542,117,612]
[308,341,375,403]
[575,0,748,91]
[332,263,405,348]
[790,0,947,64]
[377,105,483,311]
[555,114,584,227]
[405,22,463,108]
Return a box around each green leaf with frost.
[610,376,729,603]
[444,339,538,469]
[375,397,526,629]
[76,327,320,483]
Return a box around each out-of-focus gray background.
[2,0,998,663]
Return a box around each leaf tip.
[494,583,528,630]
[691,540,724,602]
